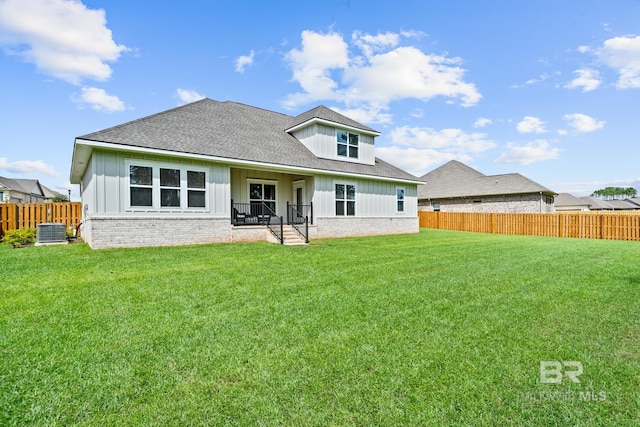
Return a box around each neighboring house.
[0,176,61,203]
[555,193,640,211]
[69,99,423,249]
[554,193,592,211]
[417,160,557,213]
[628,197,640,208]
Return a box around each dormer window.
[337,130,359,159]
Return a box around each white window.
[396,187,405,212]
[129,165,153,207]
[337,130,359,159]
[335,183,356,216]
[187,170,206,208]
[248,179,277,213]
[160,168,181,207]
[127,161,208,210]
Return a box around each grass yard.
[1,229,639,426]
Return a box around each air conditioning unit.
[37,223,67,244]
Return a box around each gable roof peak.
[288,105,379,135]
[421,160,485,180]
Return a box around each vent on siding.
[37,223,67,243]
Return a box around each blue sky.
[1,0,640,198]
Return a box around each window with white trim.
[337,130,359,159]
[396,187,405,212]
[248,180,277,213]
[129,165,153,207]
[187,170,206,208]
[335,183,355,216]
[160,168,181,207]
[127,161,208,210]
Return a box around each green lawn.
[1,230,639,426]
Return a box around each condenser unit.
[36,223,67,244]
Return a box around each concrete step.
[282,225,308,245]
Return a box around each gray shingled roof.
[600,198,640,210]
[288,105,380,134]
[556,193,640,210]
[628,197,640,207]
[554,193,589,208]
[0,176,42,196]
[74,99,419,183]
[417,160,556,199]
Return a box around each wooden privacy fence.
[0,202,82,237]
[419,211,640,241]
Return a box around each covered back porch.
[229,167,314,243]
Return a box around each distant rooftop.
[418,160,556,199]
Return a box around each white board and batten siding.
[83,150,230,216]
[293,123,376,166]
[312,175,417,218]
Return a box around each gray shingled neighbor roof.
[0,176,40,194]
[0,176,61,199]
[556,193,640,210]
[74,99,419,183]
[554,193,590,208]
[417,160,556,199]
[601,199,640,210]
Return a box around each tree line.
[591,187,638,200]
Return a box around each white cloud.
[352,30,400,58]
[389,126,494,151]
[565,68,601,92]
[235,50,255,73]
[72,87,125,112]
[331,105,393,125]
[410,108,424,118]
[0,0,127,84]
[596,35,640,89]
[511,73,548,89]
[0,157,60,177]
[376,146,468,176]
[495,140,560,165]
[283,30,481,122]
[473,117,492,128]
[176,88,205,105]
[516,116,547,134]
[562,113,605,133]
[377,125,495,175]
[526,73,549,85]
[283,30,349,107]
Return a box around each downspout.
[540,192,543,213]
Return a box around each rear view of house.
[70,99,422,249]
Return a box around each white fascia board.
[286,117,381,137]
[73,139,423,185]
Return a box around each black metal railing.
[287,202,313,225]
[262,204,283,244]
[231,199,283,244]
[287,202,310,243]
[231,200,274,226]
